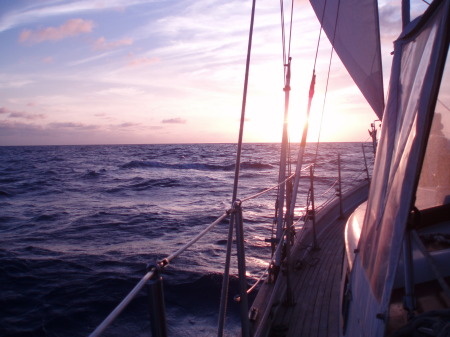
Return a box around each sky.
[0,0,430,146]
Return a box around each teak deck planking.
[249,182,369,337]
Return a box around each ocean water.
[0,143,373,337]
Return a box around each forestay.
[345,0,450,336]
[308,0,385,119]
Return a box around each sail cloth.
[309,0,385,119]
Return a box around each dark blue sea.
[0,143,373,337]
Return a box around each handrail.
[240,164,313,203]
[240,172,295,203]
[89,270,155,337]
[88,152,371,337]
[89,211,228,337]
[165,211,229,264]
[89,168,320,336]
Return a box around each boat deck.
[249,182,369,337]
[268,216,346,337]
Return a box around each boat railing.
[88,166,305,336]
[315,150,372,215]
[88,153,371,337]
[89,211,229,337]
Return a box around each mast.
[274,57,292,270]
[402,0,410,28]
[288,71,316,221]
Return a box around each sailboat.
[89,0,449,336]
[251,0,449,336]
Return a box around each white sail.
[309,0,385,119]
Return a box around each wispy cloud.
[49,122,98,130]
[0,121,45,138]
[162,118,186,124]
[42,56,55,63]
[126,53,160,68]
[97,87,145,96]
[0,107,45,120]
[0,0,151,33]
[10,112,46,120]
[93,37,133,50]
[115,122,141,128]
[0,78,34,88]
[68,51,117,67]
[19,18,94,45]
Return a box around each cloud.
[93,37,133,50]
[0,79,34,88]
[379,4,401,35]
[68,51,116,66]
[0,0,150,33]
[97,87,144,96]
[116,122,141,128]
[162,118,187,124]
[0,119,165,145]
[49,122,98,130]
[42,56,54,63]
[19,18,94,45]
[0,107,45,120]
[9,112,45,120]
[0,121,45,137]
[0,120,98,145]
[126,53,159,67]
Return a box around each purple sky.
[0,0,429,145]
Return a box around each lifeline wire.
[89,147,369,337]
[313,0,342,168]
[89,211,228,337]
[241,172,296,203]
[241,164,313,203]
[89,270,155,337]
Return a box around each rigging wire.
[286,0,325,222]
[274,0,295,233]
[280,0,287,77]
[313,0,329,71]
[217,0,256,335]
[313,0,342,168]
[279,0,295,178]
[272,0,297,275]
[280,0,295,83]
[89,211,228,337]
[287,0,295,62]
[279,0,295,77]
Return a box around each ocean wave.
[0,142,372,336]
[0,177,22,184]
[121,160,235,171]
[0,189,13,197]
[106,178,181,193]
[81,169,104,179]
[32,212,66,223]
[121,160,272,172]
[240,161,273,170]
